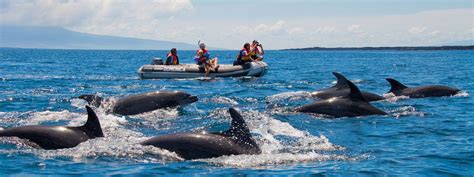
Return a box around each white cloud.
[409,26,427,34]
[1,0,193,25]
[288,27,304,34]
[0,0,193,38]
[251,20,297,35]
[235,20,304,36]
[347,25,363,33]
[430,30,441,35]
[0,1,472,49]
[314,26,336,34]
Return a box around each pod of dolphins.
[0,72,461,160]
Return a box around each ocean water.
[0,48,473,175]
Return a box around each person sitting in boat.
[250,40,264,61]
[194,42,219,76]
[233,43,253,65]
[165,48,179,65]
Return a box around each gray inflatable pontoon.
[138,61,268,79]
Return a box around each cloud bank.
[1,1,472,49]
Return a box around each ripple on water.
[191,109,350,168]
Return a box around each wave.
[204,96,239,106]
[389,106,427,118]
[0,110,182,162]
[266,91,312,104]
[199,152,351,168]
[0,106,352,167]
[383,93,410,103]
[453,91,469,97]
[331,79,364,85]
[129,108,180,122]
[195,109,348,167]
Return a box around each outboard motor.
[151,57,163,65]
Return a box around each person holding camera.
[233,40,264,66]
[250,40,264,61]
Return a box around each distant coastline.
[282,45,474,51]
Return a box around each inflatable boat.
[138,59,268,79]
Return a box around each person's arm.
[176,56,179,65]
[250,45,257,54]
[259,45,264,55]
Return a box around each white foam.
[197,109,346,167]
[199,152,349,168]
[383,92,410,103]
[70,98,87,108]
[390,106,427,118]
[1,107,348,166]
[129,108,179,122]
[453,91,469,97]
[2,111,182,162]
[331,79,364,85]
[243,97,258,103]
[20,110,83,125]
[266,91,312,103]
[207,96,239,106]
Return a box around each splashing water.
[1,49,472,175]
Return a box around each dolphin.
[140,108,261,160]
[297,79,387,118]
[0,106,104,150]
[79,91,198,115]
[386,78,460,98]
[311,72,385,102]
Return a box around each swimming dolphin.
[386,78,460,98]
[311,72,385,102]
[140,108,261,160]
[298,79,387,117]
[0,106,104,150]
[79,91,198,115]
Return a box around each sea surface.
[0,48,473,176]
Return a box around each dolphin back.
[0,106,103,150]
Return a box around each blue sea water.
[0,48,473,176]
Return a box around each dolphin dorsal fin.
[224,108,259,149]
[346,80,368,102]
[332,72,350,89]
[386,78,408,93]
[82,106,104,138]
[227,108,251,138]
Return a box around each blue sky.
[0,0,473,49]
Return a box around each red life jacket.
[167,52,178,65]
[196,49,209,62]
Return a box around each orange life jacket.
[238,48,251,61]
